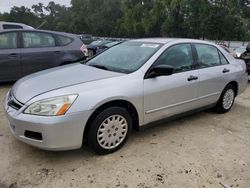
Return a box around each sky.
[0,0,71,13]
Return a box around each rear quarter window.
[56,35,73,46]
[219,51,229,65]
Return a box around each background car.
[220,45,237,58]
[87,39,113,57]
[0,29,87,82]
[0,21,34,30]
[95,41,123,54]
[79,34,94,44]
[235,46,246,57]
[240,43,250,75]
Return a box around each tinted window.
[219,52,229,65]
[57,35,73,46]
[23,32,55,48]
[0,32,17,49]
[3,24,23,29]
[86,42,161,73]
[154,44,194,72]
[195,44,220,67]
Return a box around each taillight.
[80,44,88,56]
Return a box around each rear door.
[193,43,232,106]
[0,31,21,81]
[20,31,58,76]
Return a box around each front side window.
[154,44,194,72]
[0,32,17,49]
[22,32,55,48]
[195,44,220,67]
[86,41,162,73]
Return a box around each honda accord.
[3,38,248,154]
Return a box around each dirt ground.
[0,82,250,188]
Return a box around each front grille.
[7,91,23,110]
[8,100,22,110]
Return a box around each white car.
[0,21,34,30]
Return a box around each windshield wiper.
[89,64,109,71]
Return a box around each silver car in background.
[3,38,248,154]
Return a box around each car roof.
[132,38,215,45]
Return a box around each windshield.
[86,41,162,73]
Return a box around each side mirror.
[146,65,174,79]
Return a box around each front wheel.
[215,84,236,113]
[87,107,132,154]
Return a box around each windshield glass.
[86,41,162,73]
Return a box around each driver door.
[143,44,199,124]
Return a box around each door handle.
[54,51,61,54]
[9,53,18,58]
[187,75,198,81]
[222,68,230,73]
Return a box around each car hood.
[12,63,123,103]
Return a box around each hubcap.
[97,115,128,149]
[222,89,234,110]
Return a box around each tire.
[87,107,132,154]
[215,84,236,113]
[88,49,94,57]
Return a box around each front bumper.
[3,92,93,151]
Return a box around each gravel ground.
[0,82,250,188]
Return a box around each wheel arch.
[227,81,238,96]
[83,99,140,142]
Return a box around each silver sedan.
[3,38,248,154]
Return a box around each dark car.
[95,41,123,54]
[0,29,88,82]
[87,39,112,57]
[79,34,94,45]
[240,43,250,75]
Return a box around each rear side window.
[56,35,73,46]
[195,44,220,67]
[23,32,56,48]
[0,32,17,49]
[3,24,23,29]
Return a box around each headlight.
[24,95,78,116]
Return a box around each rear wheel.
[87,107,132,154]
[88,49,94,57]
[215,84,236,113]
